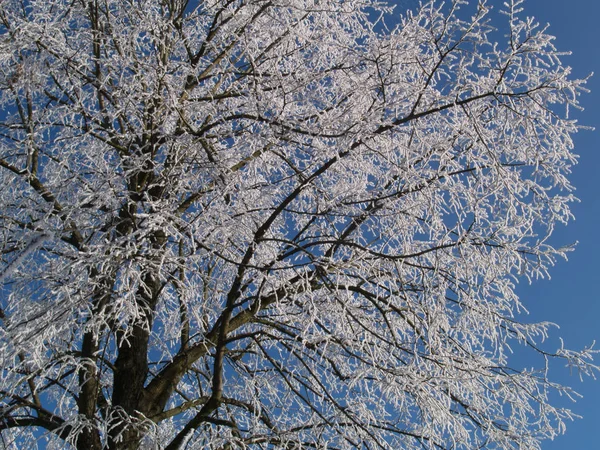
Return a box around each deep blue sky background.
[394,0,600,448]
[512,1,600,448]
[390,1,599,448]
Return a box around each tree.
[0,0,596,448]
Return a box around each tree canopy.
[0,0,596,449]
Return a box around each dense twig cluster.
[0,0,596,448]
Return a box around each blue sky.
[392,0,599,447]
[403,0,600,447]
[513,1,600,448]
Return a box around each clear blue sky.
[392,0,600,447]
[513,1,600,448]
[414,0,600,447]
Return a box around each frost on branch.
[0,0,596,449]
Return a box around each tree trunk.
[109,322,151,450]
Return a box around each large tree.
[0,0,596,448]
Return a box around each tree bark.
[109,322,151,450]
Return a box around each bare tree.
[0,0,596,448]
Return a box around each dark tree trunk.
[109,322,151,450]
